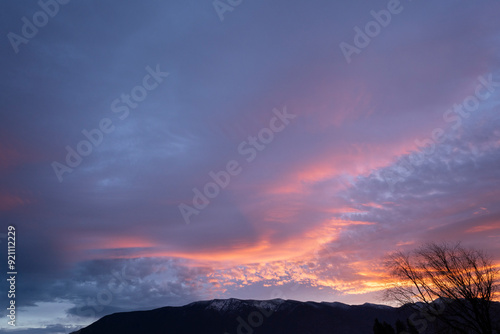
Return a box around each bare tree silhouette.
[385,242,499,334]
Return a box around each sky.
[1,0,500,333]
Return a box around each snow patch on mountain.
[206,298,285,313]
[362,303,393,310]
[321,301,351,310]
[253,299,285,312]
[206,299,240,312]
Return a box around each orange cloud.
[0,192,32,211]
[466,221,500,233]
[74,235,157,252]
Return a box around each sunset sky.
[1,0,500,333]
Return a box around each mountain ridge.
[70,298,500,334]
[70,298,413,334]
